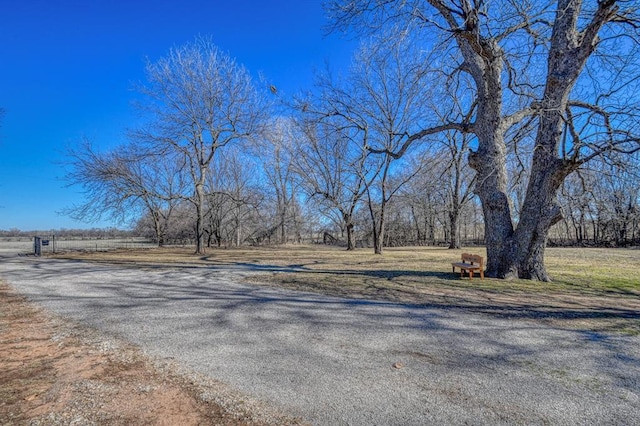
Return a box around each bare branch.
[369,122,467,159]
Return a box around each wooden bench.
[452,253,484,280]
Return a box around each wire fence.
[46,237,157,253]
[0,237,157,255]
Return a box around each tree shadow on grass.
[19,257,640,335]
[347,269,453,280]
[232,263,640,333]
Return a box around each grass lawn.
[52,245,640,335]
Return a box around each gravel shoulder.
[0,281,301,425]
[2,254,639,425]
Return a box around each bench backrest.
[461,253,483,266]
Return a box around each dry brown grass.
[52,245,640,334]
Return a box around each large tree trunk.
[463,37,518,278]
[279,202,287,244]
[510,92,575,280]
[507,0,606,280]
[427,217,435,246]
[512,159,569,281]
[470,142,517,278]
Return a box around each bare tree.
[556,172,594,244]
[399,174,441,245]
[552,155,640,247]
[293,120,368,250]
[224,156,265,247]
[228,154,266,246]
[437,131,476,249]
[259,119,301,244]
[133,38,266,254]
[563,158,640,246]
[306,31,433,254]
[65,140,185,245]
[597,168,640,246]
[407,130,477,249]
[202,150,264,247]
[364,155,424,254]
[328,0,640,279]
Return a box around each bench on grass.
[452,253,484,280]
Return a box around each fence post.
[34,236,41,256]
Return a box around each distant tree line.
[66,0,640,281]
[0,228,133,239]
[550,161,640,247]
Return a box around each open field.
[51,245,640,334]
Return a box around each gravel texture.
[2,254,639,425]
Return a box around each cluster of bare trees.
[67,39,266,254]
[66,1,640,280]
[552,159,640,246]
[66,36,478,254]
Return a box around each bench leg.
[469,270,473,280]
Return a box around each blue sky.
[0,0,355,231]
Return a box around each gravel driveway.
[1,254,639,425]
